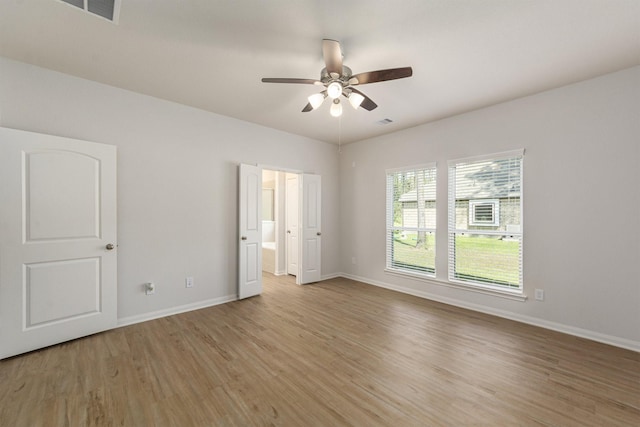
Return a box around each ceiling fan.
[261,39,413,117]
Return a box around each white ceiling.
[1,0,638,144]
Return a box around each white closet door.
[238,163,262,299]
[0,127,117,359]
[286,175,299,276]
[298,173,321,284]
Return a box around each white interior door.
[0,127,117,359]
[238,164,262,299]
[298,174,322,284]
[286,174,299,276]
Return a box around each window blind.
[448,150,523,290]
[386,164,437,277]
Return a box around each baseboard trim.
[117,294,238,328]
[338,273,640,353]
[321,272,342,281]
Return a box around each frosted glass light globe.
[327,82,343,99]
[330,99,343,117]
[308,93,325,110]
[349,93,365,109]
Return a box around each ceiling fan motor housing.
[321,66,352,86]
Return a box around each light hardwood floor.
[1,274,638,426]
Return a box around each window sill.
[384,268,527,302]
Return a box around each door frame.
[285,173,299,277]
[251,164,322,285]
[259,165,304,281]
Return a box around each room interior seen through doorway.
[261,169,299,278]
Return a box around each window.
[386,164,436,277]
[469,199,500,226]
[448,150,523,290]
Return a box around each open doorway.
[261,169,299,278]
[238,163,322,299]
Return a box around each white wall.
[2,56,638,350]
[0,57,340,322]
[339,66,640,350]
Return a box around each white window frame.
[468,199,500,226]
[385,163,437,278]
[448,150,524,293]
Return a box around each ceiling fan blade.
[349,67,413,85]
[322,39,343,77]
[348,88,378,111]
[302,103,314,112]
[261,78,322,85]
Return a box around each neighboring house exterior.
[397,188,436,230]
[398,160,521,235]
[453,198,520,233]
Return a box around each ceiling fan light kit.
[261,39,413,118]
[327,82,343,99]
[330,99,343,117]
[348,92,365,110]
[308,92,326,110]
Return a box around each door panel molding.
[24,150,101,242]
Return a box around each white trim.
[321,272,342,281]
[258,164,304,174]
[338,273,639,353]
[384,268,525,301]
[111,0,122,25]
[117,294,237,328]
[385,266,436,279]
[391,226,437,233]
[452,229,521,236]
[448,148,525,166]
[386,162,437,174]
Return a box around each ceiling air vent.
[377,118,394,125]
[60,0,121,23]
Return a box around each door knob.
[317,232,322,236]
[241,236,247,240]
[106,243,115,250]
[287,230,291,234]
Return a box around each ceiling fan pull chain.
[338,115,342,153]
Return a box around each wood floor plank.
[1,274,638,426]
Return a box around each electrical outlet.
[186,276,194,288]
[535,289,544,301]
[145,282,155,295]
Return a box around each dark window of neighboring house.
[469,199,499,226]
